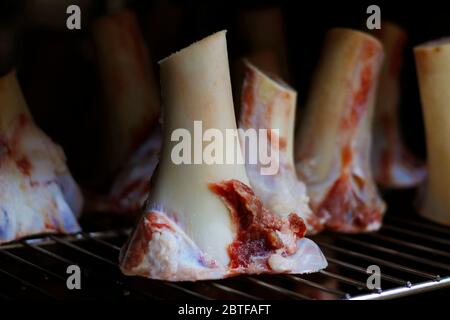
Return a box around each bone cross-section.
[0,70,82,243]
[119,31,327,281]
[415,38,450,226]
[372,22,426,188]
[239,61,324,234]
[295,28,386,233]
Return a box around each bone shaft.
[93,10,160,173]
[153,31,249,265]
[374,22,406,130]
[296,29,383,181]
[415,40,450,224]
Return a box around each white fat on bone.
[119,31,327,281]
[295,28,386,233]
[372,22,426,188]
[0,70,82,243]
[415,38,450,226]
[239,61,324,234]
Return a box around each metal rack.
[0,214,449,300]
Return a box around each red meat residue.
[266,129,285,151]
[209,179,305,270]
[241,68,256,126]
[16,156,32,176]
[341,64,373,129]
[317,175,381,232]
[18,114,28,128]
[341,40,378,130]
[341,144,352,167]
[318,39,383,232]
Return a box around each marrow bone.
[119,31,327,280]
[295,28,386,233]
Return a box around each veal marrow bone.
[415,37,450,226]
[372,22,426,188]
[295,28,386,233]
[0,70,82,243]
[239,61,324,234]
[119,31,327,280]
[93,9,160,178]
[90,9,162,214]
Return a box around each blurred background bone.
[415,38,450,226]
[92,8,160,180]
[295,28,386,233]
[0,69,82,243]
[372,22,426,189]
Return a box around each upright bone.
[415,38,450,226]
[0,70,82,243]
[91,10,162,213]
[372,22,426,188]
[93,10,160,177]
[239,61,324,234]
[295,28,386,233]
[119,31,327,281]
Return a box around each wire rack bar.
[0,213,449,300]
[335,235,450,271]
[317,241,439,280]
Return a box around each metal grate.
[0,214,450,300]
